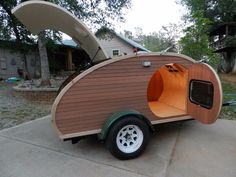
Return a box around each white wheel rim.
[116,124,144,153]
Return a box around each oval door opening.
[147,63,188,118]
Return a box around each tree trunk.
[231,54,236,73]
[22,53,31,80]
[38,31,51,86]
[218,52,236,73]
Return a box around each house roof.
[58,33,150,52]
[56,39,79,48]
[115,33,150,52]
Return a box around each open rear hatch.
[12,1,108,61]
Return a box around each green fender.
[98,109,154,140]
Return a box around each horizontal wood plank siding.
[55,55,193,135]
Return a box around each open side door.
[187,63,222,124]
[12,1,108,61]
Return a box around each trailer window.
[189,80,214,109]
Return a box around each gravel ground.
[0,81,51,130]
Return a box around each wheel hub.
[116,124,144,153]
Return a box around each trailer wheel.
[106,117,150,160]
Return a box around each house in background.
[0,33,148,79]
[97,32,149,58]
[49,40,90,73]
[0,40,40,79]
[0,40,90,79]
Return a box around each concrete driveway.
[0,116,236,177]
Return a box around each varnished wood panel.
[52,53,195,138]
[187,63,222,124]
[158,64,188,110]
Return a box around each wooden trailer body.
[13,1,222,159]
[52,53,222,139]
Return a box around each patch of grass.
[220,80,236,120]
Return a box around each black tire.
[106,117,150,160]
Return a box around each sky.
[115,0,187,34]
[63,0,187,39]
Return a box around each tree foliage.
[180,0,236,23]
[178,0,229,65]
[179,11,214,60]
[48,0,131,28]
[0,0,34,43]
[141,32,173,52]
[0,0,131,45]
[157,23,182,52]
[122,23,181,52]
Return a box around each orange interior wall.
[147,64,188,117]
[147,71,163,101]
[158,65,188,110]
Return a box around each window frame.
[112,49,120,57]
[189,79,214,109]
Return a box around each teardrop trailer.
[12,1,223,159]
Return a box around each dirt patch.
[220,73,236,84]
[0,81,51,130]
